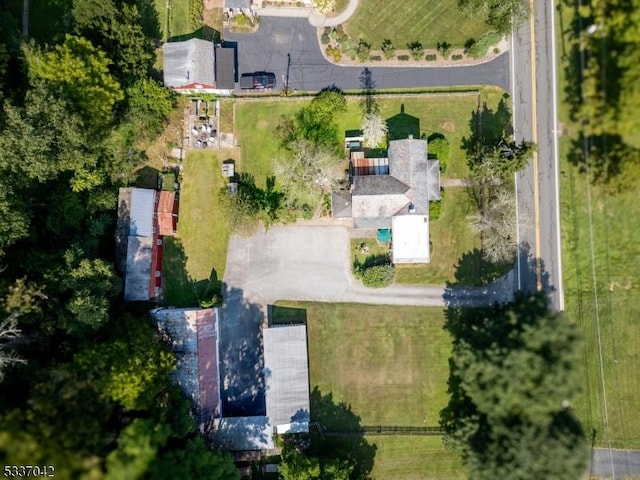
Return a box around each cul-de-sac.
[1,0,639,478]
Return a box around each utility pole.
[285,53,291,97]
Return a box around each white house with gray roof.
[333,136,440,263]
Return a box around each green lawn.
[233,100,301,188]
[276,302,451,426]
[154,0,192,41]
[395,189,480,285]
[344,0,493,50]
[557,1,640,449]
[561,158,640,449]
[163,150,231,306]
[370,436,465,480]
[233,89,506,184]
[274,302,464,477]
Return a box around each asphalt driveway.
[223,224,515,307]
[224,17,510,92]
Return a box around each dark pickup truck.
[240,72,276,90]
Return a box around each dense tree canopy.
[441,292,588,479]
[26,35,124,129]
[72,0,155,85]
[0,4,236,478]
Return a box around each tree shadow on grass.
[386,104,420,141]
[134,165,160,189]
[135,0,163,42]
[268,304,308,326]
[309,387,377,480]
[162,237,221,307]
[168,25,221,43]
[449,248,513,288]
[460,97,512,159]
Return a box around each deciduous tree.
[274,139,341,209]
[72,0,154,84]
[468,186,519,264]
[74,315,175,410]
[26,35,124,129]
[441,292,588,480]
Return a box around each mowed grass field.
[561,158,640,448]
[369,437,465,480]
[154,0,192,41]
[556,1,640,449]
[344,0,492,50]
[163,150,231,306]
[275,302,465,478]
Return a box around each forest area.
[0,0,239,478]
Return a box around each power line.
[576,0,615,474]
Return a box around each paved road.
[511,0,564,311]
[224,17,510,92]
[223,225,514,308]
[591,448,640,479]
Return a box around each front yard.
[232,89,505,184]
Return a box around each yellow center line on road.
[530,0,543,291]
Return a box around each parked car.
[240,71,276,90]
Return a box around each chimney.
[408,134,413,140]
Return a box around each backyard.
[344,0,493,51]
[273,302,465,479]
[163,149,233,306]
[154,0,195,41]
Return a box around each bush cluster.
[452,54,463,60]
[407,41,424,61]
[381,38,395,59]
[437,40,452,59]
[325,45,342,62]
[429,137,450,173]
[397,54,410,61]
[429,189,445,221]
[354,262,396,288]
[357,39,371,62]
[425,54,437,61]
